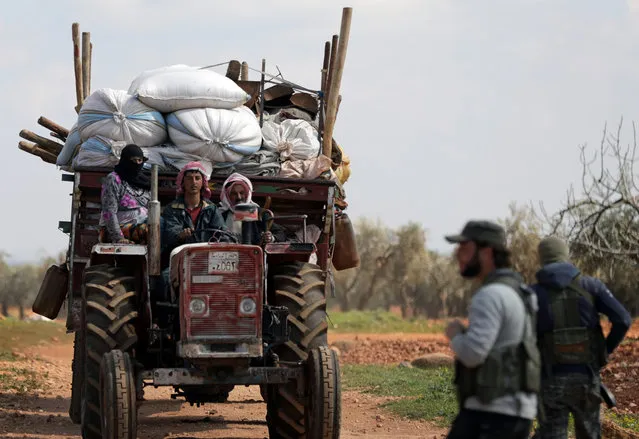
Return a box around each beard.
[461,250,482,278]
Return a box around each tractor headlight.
[239,297,257,316]
[189,297,207,315]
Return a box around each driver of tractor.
[219,172,293,245]
[161,161,229,257]
[159,161,229,300]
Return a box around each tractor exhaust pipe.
[148,164,161,276]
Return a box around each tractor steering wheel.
[192,228,238,244]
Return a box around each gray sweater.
[451,273,538,420]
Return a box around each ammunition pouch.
[541,275,608,372]
[454,272,541,406]
[456,339,541,406]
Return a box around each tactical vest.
[455,273,541,406]
[540,275,607,372]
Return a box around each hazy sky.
[2,0,639,263]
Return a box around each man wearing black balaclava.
[113,144,151,190]
[98,144,152,244]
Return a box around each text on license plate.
[208,251,239,273]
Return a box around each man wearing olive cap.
[444,220,541,439]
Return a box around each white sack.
[157,145,213,177]
[72,136,168,171]
[167,106,262,164]
[128,64,194,95]
[262,119,320,161]
[72,136,124,170]
[78,88,167,146]
[133,68,250,113]
[56,122,81,168]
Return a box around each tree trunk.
[1,299,8,317]
[19,304,25,320]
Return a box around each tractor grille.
[183,246,262,340]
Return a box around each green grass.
[0,351,19,361]
[342,364,458,425]
[0,318,70,353]
[328,310,448,334]
[607,411,639,432]
[0,367,46,394]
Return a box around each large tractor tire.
[81,264,138,439]
[306,346,341,439]
[69,330,84,424]
[100,350,137,439]
[266,262,339,439]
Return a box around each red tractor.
[50,168,348,439]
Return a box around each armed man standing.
[444,220,541,439]
[531,236,632,439]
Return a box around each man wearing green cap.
[531,236,631,439]
[444,220,541,439]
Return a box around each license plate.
[208,251,239,273]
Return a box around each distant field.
[328,310,451,334]
[0,318,71,353]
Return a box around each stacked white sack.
[167,106,262,164]
[72,135,167,171]
[77,88,168,147]
[262,119,320,161]
[130,66,251,113]
[56,122,81,170]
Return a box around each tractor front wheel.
[100,350,137,439]
[81,264,138,439]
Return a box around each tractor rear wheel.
[266,262,339,439]
[81,264,138,439]
[69,330,84,424]
[100,349,137,439]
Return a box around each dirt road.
[0,339,447,439]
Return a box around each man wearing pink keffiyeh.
[161,162,228,257]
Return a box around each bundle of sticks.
[18,117,70,164]
[17,22,91,165]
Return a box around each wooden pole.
[37,116,69,138]
[51,132,66,142]
[19,130,64,155]
[18,141,57,164]
[241,62,249,81]
[318,41,331,148]
[325,34,339,103]
[321,41,330,93]
[82,32,91,100]
[72,23,83,113]
[88,42,93,95]
[259,59,266,128]
[323,7,353,158]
